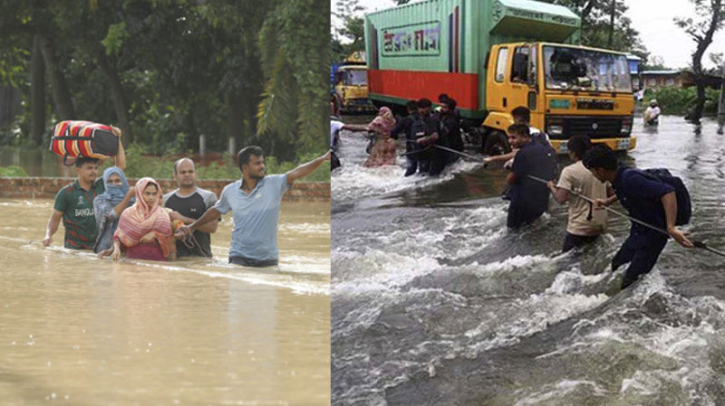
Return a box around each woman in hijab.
[339,106,398,167]
[93,167,134,253]
[101,177,176,262]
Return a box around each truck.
[364,0,636,155]
[332,51,377,114]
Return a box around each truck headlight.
[548,125,563,136]
[621,117,632,134]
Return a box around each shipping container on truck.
[364,0,636,155]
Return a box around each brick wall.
[0,177,330,202]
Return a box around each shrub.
[644,87,721,115]
[0,165,29,177]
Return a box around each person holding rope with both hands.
[505,123,558,229]
[547,135,612,253]
[582,144,693,289]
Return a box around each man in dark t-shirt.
[415,98,441,175]
[391,100,423,176]
[43,127,127,250]
[44,157,106,249]
[583,145,693,289]
[506,124,557,229]
[164,158,219,257]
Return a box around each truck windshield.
[343,69,367,86]
[543,46,631,93]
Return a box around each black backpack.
[641,168,692,226]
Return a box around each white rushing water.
[333,117,725,406]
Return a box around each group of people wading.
[43,127,330,267]
[334,100,695,290]
[330,94,464,176]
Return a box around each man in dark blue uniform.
[505,124,557,229]
[583,145,693,289]
[391,100,422,177]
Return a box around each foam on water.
[332,131,482,202]
[333,117,725,405]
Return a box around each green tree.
[257,0,329,158]
[676,0,725,123]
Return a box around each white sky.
[332,0,725,69]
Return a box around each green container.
[365,0,581,112]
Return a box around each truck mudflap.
[551,136,637,154]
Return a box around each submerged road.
[332,116,725,406]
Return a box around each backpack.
[641,168,692,226]
[50,120,119,166]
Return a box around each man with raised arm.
[175,147,330,267]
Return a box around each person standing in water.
[583,145,693,289]
[93,167,135,253]
[175,147,330,267]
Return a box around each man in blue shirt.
[175,146,330,267]
[583,145,693,289]
[505,124,557,229]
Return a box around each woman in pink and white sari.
[103,177,176,261]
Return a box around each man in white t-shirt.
[547,135,612,252]
[644,99,660,126]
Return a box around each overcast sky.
[332,0,725,69]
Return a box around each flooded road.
[332,116,725,405]
[0,199,330,405]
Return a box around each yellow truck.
[333,51,377,114]
[365,0,636,155]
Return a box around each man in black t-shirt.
[431,97,462,176]
[164,158,219,257]
[415,98,441,175]
[506,124,557,229]
[391,100,423,176]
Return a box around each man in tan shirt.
[547,135,613,252]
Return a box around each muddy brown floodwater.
[0,198,330,405]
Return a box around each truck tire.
[484,130,511,156]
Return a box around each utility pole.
[719,55,725,134]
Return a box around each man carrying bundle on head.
[43,127,127,249]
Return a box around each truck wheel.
[484,130,511,156]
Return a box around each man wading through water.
[164,158,219,258]
[547,135,611,252]
[505,123,557,229]
[583,145,693,289]
[43,128,127,249]
[175,146,330,267]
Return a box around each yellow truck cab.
[484,42,635,154]
[333,51,377,114]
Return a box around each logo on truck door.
[382,22,441,56]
